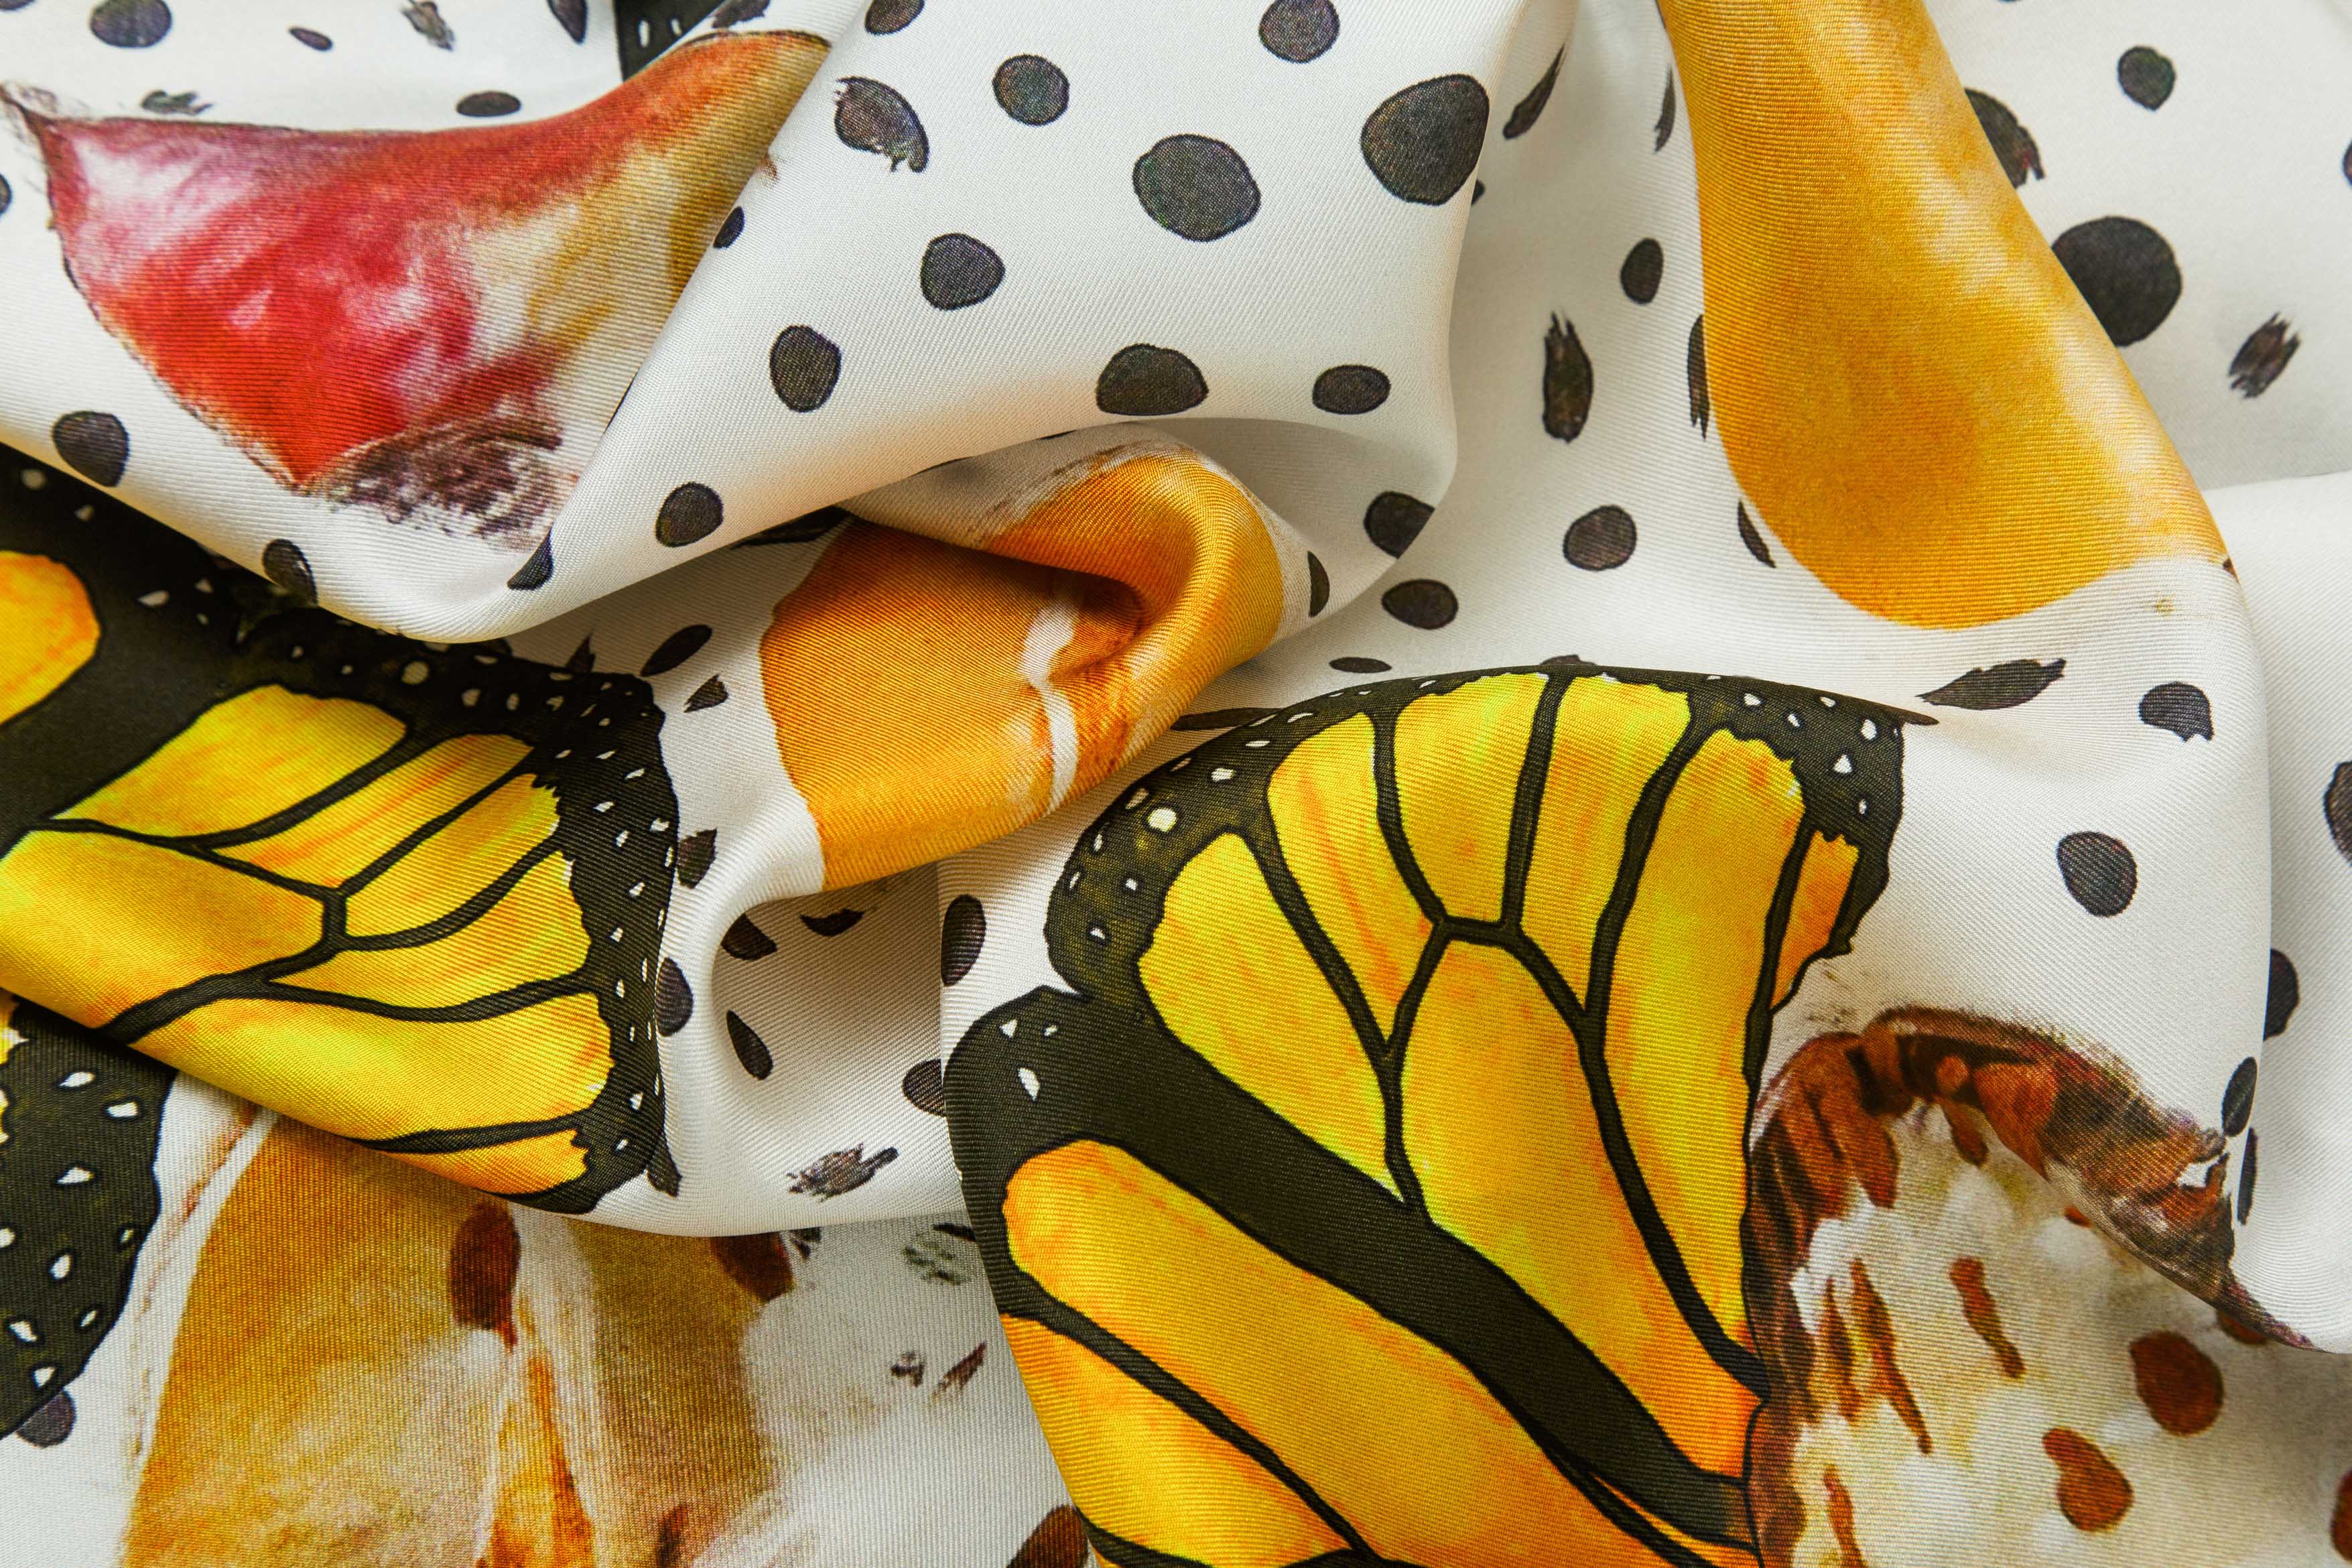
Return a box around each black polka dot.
[1312,364,1389,414]
[722,914,777,960]
[994,56,1068,125]
[2051,217,2180,346]
[1918,658,2066,711]
[2266,950,2299,1039]
[89,0,170,46]
[1258,0,1336,62]
[771,326,842,411]
[940,893,985,984]
[261,539,316,604]
[1133,136,1260,241]
[1097,344,1207,415]
[508,534,553,590]
[1737,503,1774,567]
[1965,88,2042,186]
[289,24,332,48]
[1654,71,1675,151]
[2056,831,2137,917]
[709,0,767,27]
[676,829,717,888]
[641,624,713,677]
[548,0,585,42]
[834,77,929,171]
[920,233,1004,310]
[1472,180,1485,203]
[656,482,724,547]
[0,173,10,219]
[902,1057,947,1114]
[1361,74,1490,205]
[1331,656,1390,674]
[1542,315,1592,442]
[726,1012,774,1080]
[1307,552,1330,614]
[15,1392,73,1449]
[456,91,521,118]
[864,0,920,34]
[2326,761,2352,867]
[1564,505,1635,570]
[1687,314,1709,433]
[1382,578,1457,629]
[51,411,127,486]
[1501,48,1561,139]
[654,958,694,1035]
[713,207,745,249]
[685,675,729,712]
[2237,1130,2258,1222]
[2117,46,2174,110]
[2229,316,2299,398]
[801,907,863,937]
[2138,681,2212,740]
[2221,1055,2258,1137]
[1364,491,1432,557]
[1620,238,1663,304]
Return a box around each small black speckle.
[1687,315,1709,433]
[1541,315,1592,442]
[2229,316,2299,398]
[1620,238,1663,304]
[2266,950,2299,1040]
[920,233,1004,310]
[722,915,777,960]
[941,893,985,984]
[641,624,714,677]
[1654,72,1675,151]
[1258,0,1337,62]
[993,55,1068,125]
[2117,46,2174,110]
[655,482,724,547]
[289,25,332,48]
[2056,831,2136,917]
[1097,344,1207,416]
[1563,505,1635,571]
[1313,364,1390,415]
[727,1012,774,1079]
[456,91,521,118]
[1364,491,1432,557]
[1382,579,1457,629]
[654,958,694,1035]
[2138,681,2212,740]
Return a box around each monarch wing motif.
[950,664,1913,1567]
[0,451,680,1215]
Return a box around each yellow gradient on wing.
[63,687,406,838]
[395,1127,590,1194]
[1139,832,1392,1193]
[137,991,610,1143]
[1401,940,1756,1476]
[1660,0,2223,626]
[1002,1140,1644,1567]
[1266,715,1431,1036]
[1392,675,1545,922]
[1774,833,1858,1005]
[345,776,563,937]
[285,853,589,1008]
[0,552,98,726]
[226,733,527,886]
[1604,730,1804,1336]
[1003,1318,1348,1568]
[1521,679,1692,998]
[0,832,320,1025]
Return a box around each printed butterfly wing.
[0,451,680,1216]
[0,996,170,1439]
[950,664,1912,1567]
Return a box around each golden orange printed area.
[0,551,99,726]
[763,451,1285,889]
[1003,1141,1644,1567]
[1660,0,2223,626]
[0,685,613,1194]
[123,1119,771,1568]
